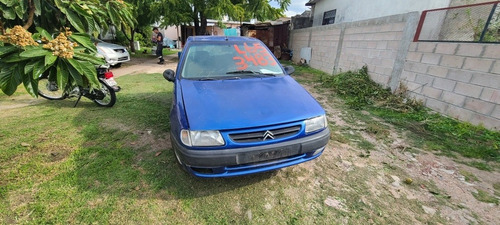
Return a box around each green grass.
[459,169,479,182]
[472,189,499,205]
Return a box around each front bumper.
[171,128,330,177]
[105,53,130,65]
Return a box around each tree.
[155,0,290,36]
[0,0,136,96]
[121,0,159,52]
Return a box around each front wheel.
[93,79,116,107]
[38,77,66,100]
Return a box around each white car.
[95,40,130,67]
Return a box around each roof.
[305,0,321,6]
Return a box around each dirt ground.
[301,80,500,224]
[3,56,499,224]
[112,54,178,77]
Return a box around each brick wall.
[290,12,500,130]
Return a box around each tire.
[38,77,66,100]
[93,79,116,107]
[111,63,122,68]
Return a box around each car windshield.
[180,41,284,79]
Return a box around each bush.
[115,30,129,47]
[320,66,390,109]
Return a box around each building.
[241,19,291,59]
[305,0,491,27]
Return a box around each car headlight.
[180,130,225,147]
[305,115,327,133]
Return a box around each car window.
[181,41,284,79]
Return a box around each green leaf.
[0,0,17,7]
[0,64,22,95]
[19,48,50,58]
[70,3,91,17]
[32,60,48,79]
[24,59,43,74]
[47,67,57,82]
[66,58,84,74]
[64,60,83,86]
[2,53,31,62]
[23,68,38,97]
[74,52,105,65]
[34,0,41,15]
[80,61,99,87]
[56,60,69,90]
[65,9,86,33]
[35,27,53,41]
[69,33,97,53]
[1,7,16,20]
[0,45,18,57]
[45,54,57,66]
[14,5,24,19]
[106,2,120,26]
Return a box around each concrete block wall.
[309,27,342,73]
[402,42,500,130]
[290,13,419,88]
[339,19,406,86]
[290,12,500,130]
[289,25,342,74]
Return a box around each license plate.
[105,78,118,86]
[240,145,299,163]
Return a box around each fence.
[414,1,500,43]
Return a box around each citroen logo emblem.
[263,130,275,141]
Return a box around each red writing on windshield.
[232,43,277,70]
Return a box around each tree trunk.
[23,0,35,30]
[193,8,200,35]
[129,27,136,52]
[0,14,4,35]
[200,11,207,35]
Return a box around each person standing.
[153,27,165,64]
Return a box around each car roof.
[187,36,259,43]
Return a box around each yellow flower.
[0,25,39,47]
[42,32,77,59]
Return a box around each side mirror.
[284,65,295,75]
[163,69,175,82]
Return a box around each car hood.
[97,42,127,50]
[180,76,325,130]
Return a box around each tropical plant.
[154,0,290,35]
[0,0,136,96]
[0,26,104,96]
[121,0,158,52]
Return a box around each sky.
[271,0,311,17]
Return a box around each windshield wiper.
[197,77,217,81]
[226,70,277,77]
[226,70,259,74]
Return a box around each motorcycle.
[38,64,121,107]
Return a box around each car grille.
[118,56,129,61]
[114,49,126,53]
[229,125,301,143]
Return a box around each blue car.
[163,36,330,178]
